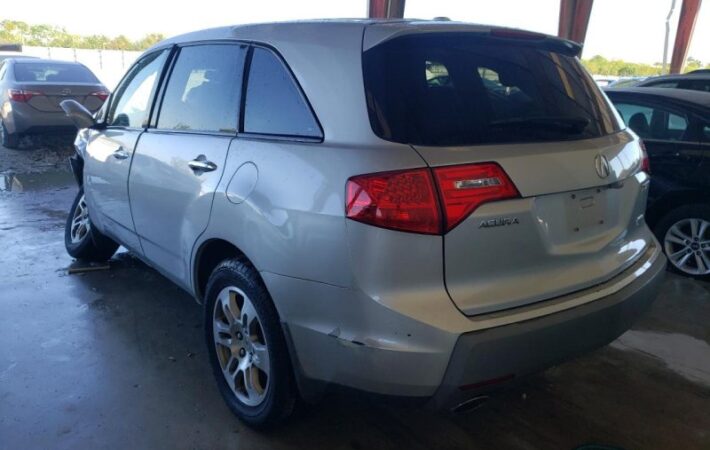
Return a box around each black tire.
[652,203,710,281]
[204,257,296,428]
[65,187,119,262]
[1,120,20,149]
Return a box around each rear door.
[613,96,706,191]
[83,49,170,252]
[128,43,246,287]
[363,30,652,315]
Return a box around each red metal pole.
[670,0,702,74]
[558,0,594,45]
[368,0,406,19]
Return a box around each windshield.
[363,33,622,146]
[14,62,99,83]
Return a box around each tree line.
[0,20,164,51]
[581,54,709,77]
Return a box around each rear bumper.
[3,101,75,134]
[429,244,666,410]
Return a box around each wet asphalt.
[1,168,709,450]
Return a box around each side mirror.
[60,99,96,130]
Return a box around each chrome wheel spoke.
[665,235,686,246]
[251,342,270,375]
[70,195,91,244]
[212,285,270,407]
[240,298,258,332]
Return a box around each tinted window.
[680,79,710,92]
[615,102,688,141]
[646,81,679,88]
[14,62,98,83]
[363,33,621,146]
[244,47,320,137]
[157,45,245,133]
[108,50,168,128]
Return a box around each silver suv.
[61,20,666,427]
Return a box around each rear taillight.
[346,168,441,234]
[639,140,651,174]
[8,89,42,102]
[89,90,109,102]
[433,163,520,232]
[345,163,519,235]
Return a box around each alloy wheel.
[70,194,91,244]
[212,286,270,406]
[664,218,710,276]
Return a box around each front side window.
[157,44,246,133]
[615,101,689,141]
[108,50,168,128]
[363,33,623,146]
[244,47,321,138]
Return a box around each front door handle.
[188,155,217,173]
[112,147,129,160]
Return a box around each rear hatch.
[13,61,106,112]
[363,26,652,315]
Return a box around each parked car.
[634,72,710,93]
[60,20,666,427]
[0,52,37,64]
[606,76,647,89]
[605,87,710,279]
[0,58,108,149]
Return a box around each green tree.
[0,19,164,50]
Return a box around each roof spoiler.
[363,23,582,57]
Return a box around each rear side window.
[679,79,710,92]
[14,62,98,83]
[615,101,689,141]
[157,44,246,133]
[244,47,321,138]
[363,33,622,146]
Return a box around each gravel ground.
[0,134,75,175]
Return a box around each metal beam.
[558,0,594,45]
[670,0,702,74]
[368,0,406,19]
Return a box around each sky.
[5,0,710,65]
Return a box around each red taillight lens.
[90,90,109,102]
[346,168,441,234]
[346,163,519,235]
[639,140,651,174]
[433,163,520,232]
[8,89,42,102]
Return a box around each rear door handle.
[112,147,129,160]
[188,155,217,173]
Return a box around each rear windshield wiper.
[490,116,590,134]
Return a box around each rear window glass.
[14,63,98,83]
[363,33,622,146]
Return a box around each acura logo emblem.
[595,154,610,179]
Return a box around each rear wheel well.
[647,190,710,228]
[194,239,254,302]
